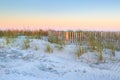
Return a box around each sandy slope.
[0,37,120,80]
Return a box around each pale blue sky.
[0,0,120,16]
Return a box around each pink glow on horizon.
[0,16,120,31]
[0,25,120,31]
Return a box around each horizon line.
[0,27,120,32]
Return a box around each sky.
[0,0,120,31]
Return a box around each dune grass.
[45,44,53,53]
[22,37,30,50]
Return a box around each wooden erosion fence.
[48,30,120,45]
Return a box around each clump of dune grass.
[5,37,10,45]
[48,36,58,44]
[95,41,104,62]
[55,42,65,51]
[0,42,5,48]
[109,43,115,57]
[48,35,65,45]
[57,44,64,51]
[22,37,30,50]
[89,37,104,62]
[76,47,87,59]
[99,48,103,62]
[45,44,53,53]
